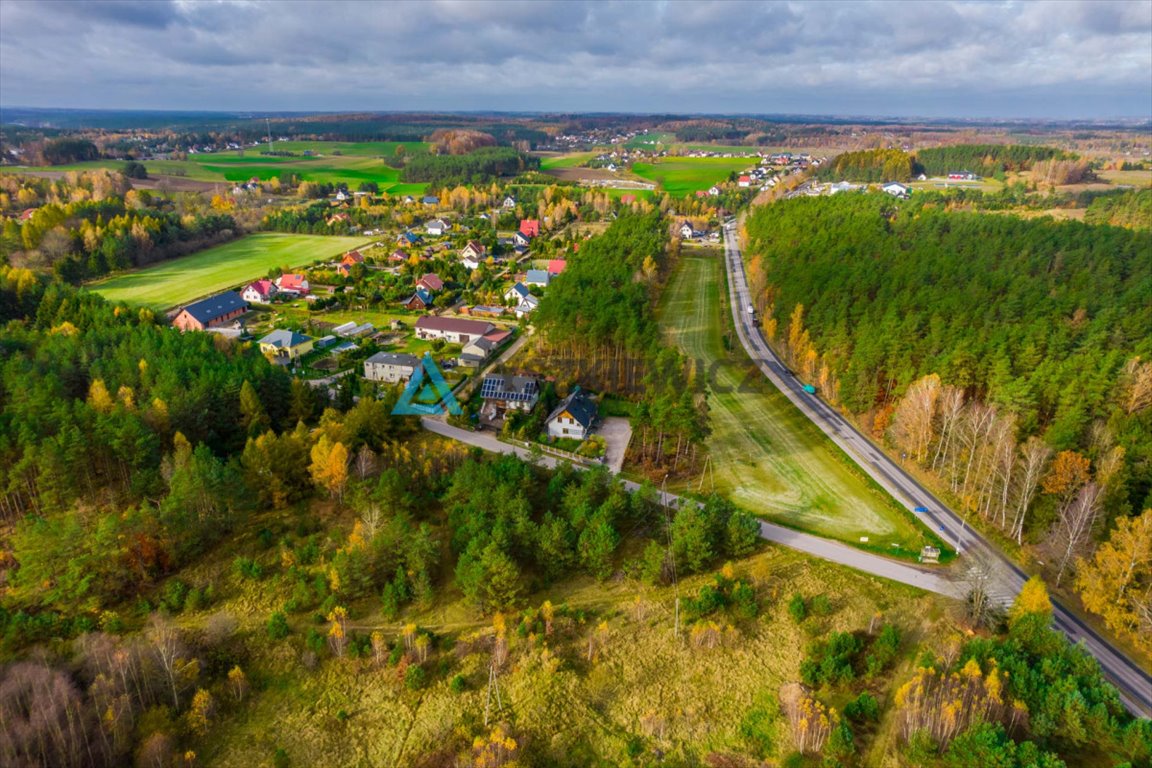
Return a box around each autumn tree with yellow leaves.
[1076,509,1152,654]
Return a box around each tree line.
[813,144,1072,182]
[400,146,538,185]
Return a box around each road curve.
[721,222,1151,716]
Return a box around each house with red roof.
[519,219,540,237]
[341,251,364,266]
[417,273,444,293]
[19,208,36,222]
[276,273,310,295]
[737,176,752,188]
[241,279,277,304]
[547,259,567,276]
[619,194,636,205]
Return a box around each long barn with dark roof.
[172,291,248,332]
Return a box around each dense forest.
[400,146,538,185]
[814,144,1074,182]
[1085,187,1152,229]
[814,149,915,182]
[745,194,1152,635]
[913,144,1068,177]
[533,212,709,474]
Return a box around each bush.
[233,556,263,580]
[800,632,862,688]
[810,594,832,616]
[267,611,291,640]
[404,664,427,690]
[843,692,879,722]
[449,674,467,694]
[159,579,189,613]
[788,593,807,623]
[273,747,291,768]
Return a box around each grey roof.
[365,352,420,367]
[506,282,531,300]
[525,269,550,285]
[481,375,540,403]
[179,291,247,325]
[259,329,311,349]
[547,386,597,429]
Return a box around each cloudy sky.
[1,0,1150,119]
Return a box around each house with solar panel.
[481,374,541,418]
[171,291,248,332]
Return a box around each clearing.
[88,233,371,310]
[659,252,936,556]
[632,157,752,195]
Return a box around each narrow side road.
[721,222,1151,716]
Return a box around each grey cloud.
[0,0,1148,118]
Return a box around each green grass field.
[659,253,937,555]
[632,157,753,195]
[88,233,371,309]
[3,140,431,191]
[538,151,596,170]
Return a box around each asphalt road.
[721,222,1152,716]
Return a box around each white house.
[425,218,450,236]
[363,352,420,384]
[546,387,598,440]
[882,182,910,198]
[414,316,495,344]
[504,282,532,304]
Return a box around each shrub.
[233,556,263,580]
[404,664,427,690]
[810,594,832,616]
[449,674,467,694]
[788,593,807,623]
[843,692,879,722]
[267,611,290,640]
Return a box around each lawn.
[632,157,753,195]
[88,233,372,309]
[538,151,596,170]
[659,253,939,556]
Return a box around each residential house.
[546,387,598,440]
[460,240,487,263]
[276,273,310,295]
[341,251,365,267]
[417,273,444,293]
[881,182,910,199]
[737,175,752,188]
[172,291,248,332]
[241,279,277,304]
[421,195,440,206]
[258,329,314,360]
[547,259,567,276]
[414,316,495,344]
[481,374,541,414]
[326,212,350,226]
[619,194,636,204]
[524,269,550,287]
[459,328,512,366]
[708,185,721,196]
[519,219,540,237]
[390,249,409,262]
[504,282,532,304]
[679,220,702,239]
[402,288,434,310]
[513,231,533,248]
[502,196,517,209]
[397,231,422,246]
[514,294,540,318]
[425,218,451,236]
[363,352,420,384]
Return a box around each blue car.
[913,506,929,513]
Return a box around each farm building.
[363,352,421,384]
[546,387,598,440]
[258,329,314,361]
[413,316,495,344]
[172,291,248,332]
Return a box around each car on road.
[802,384,817,394]
[914,506,929,513]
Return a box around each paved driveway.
[597,417,632,474]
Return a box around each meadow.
[659,253,939,556]
[168,499,945,767]
[632,157,753,195]
[88,233,371,309]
